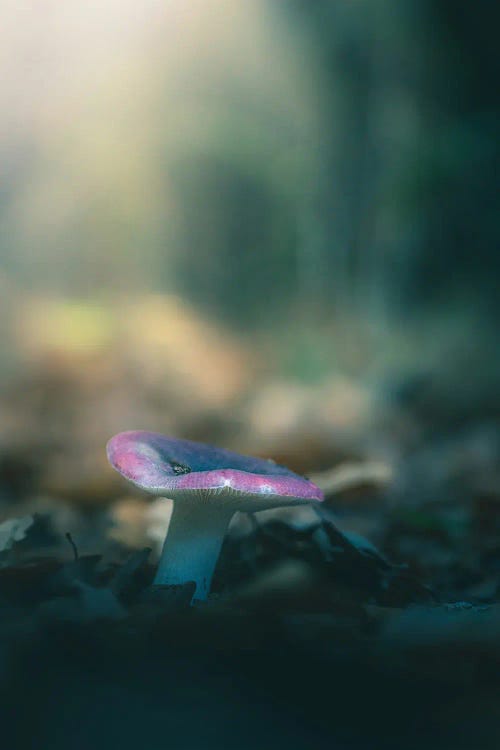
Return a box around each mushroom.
[106,430,324,601]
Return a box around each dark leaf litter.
[0,502,499,750]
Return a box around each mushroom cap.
[107,431,323,510]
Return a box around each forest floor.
[0,314,499,750]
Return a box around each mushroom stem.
[154,498,234,601]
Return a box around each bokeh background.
[1,3,500,749]
[0,0,498,564]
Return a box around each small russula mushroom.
[106,430,324,601]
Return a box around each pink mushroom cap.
[107,430,323,507]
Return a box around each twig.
[65,531,79,561]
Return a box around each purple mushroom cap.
[107,431,324,599]
[107,430,323,507]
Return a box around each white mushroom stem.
[154,498,234,601]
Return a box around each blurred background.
[1,4,500,749]
[0,0,498,569]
